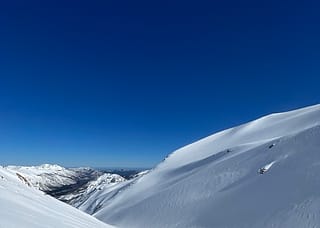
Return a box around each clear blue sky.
[0,0,319,168]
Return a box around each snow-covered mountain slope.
[4,164,105,202]
[87,104,320,228]
[0,166,114,228]
[59,173,126,210]
[5,164,80,191]
[75,170,148,215]
[4,164,128,212]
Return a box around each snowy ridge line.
[159,104,320,170]
[178,103,320,151]
[80,104,320,228]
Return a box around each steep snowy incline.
[0,166,114,228]
[162,104,320,169]
[90,104,320,228]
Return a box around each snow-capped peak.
[5,164,78,191]
[38,164,65,170]
[87,173,126,190]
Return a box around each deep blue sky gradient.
[0,0,319,167]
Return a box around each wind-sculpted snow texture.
[89,104,320,228]
[0,166,114,228]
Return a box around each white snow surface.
[73,171,148,215]
[5,164,79,191]
[86,104,320,228]
[86,173,126,192]
[60,173,126,211]
[0,166,114,228]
